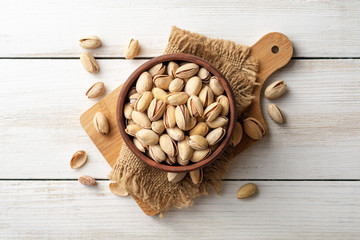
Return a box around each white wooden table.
[1,1,360,239]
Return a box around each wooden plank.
[0,0,359,58]
[1,181,360,239]
[0,59,359,179]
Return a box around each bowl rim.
[116,53,237,173]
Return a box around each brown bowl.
[116,53,236,172]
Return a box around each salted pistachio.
[175,105,190,130]
[216,95,229,116]
[136,71,153,94]
[153,75,173,90]
[125,124,142,137]
[159,134,178,157]
[124,39,139,60]
[148,63,166,77]
[93,112,109,134]
[187,95,204,118]
[136,129,159,146]
[184,76,202,96]
[191,149,211,163]
[163,105,176,128]
[148,144,166,163]
[230,122,243,147]
[109,182,129,197]
[86,82,105,98]
[206,127,226,146]
[165,92,189,106]
[124,103,133,120]
[243,117,266,140]
[237,183,257,199]
[166,127,185,141]
[80,52,99,73]
[152,87,168,101]
[134,91,153,112]
[189,169,203,184]
[188,135,209,150]
[147,98,166,121]
[70,150,87,169]
[189,122,209,136]
[209,76,224,96]
[206,116,228,128]
[151,120,165,135]
[264,80,287,100]
[177,154,190,166]
[167,61,179,78]
[165,155,177,165]
[199,86,214,108]
[197,68,211,83]
[78,175,96,186]
[79,36,101,49]
[169,78,185,93]
[203,102,222,122]
[167,172,187,183]
[267,103,285,123]
[175,63,199,79]
[131,111,151,129]
[129,93,140,107]
[133,137,147,153]
[177,137,194,164]
[184,116,197,131]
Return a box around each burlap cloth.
[109,26,259,216]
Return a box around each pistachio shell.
[188,135,209,150]
[216,95,230,116]
[79,36,101,49]
[126,119,136,126]
[136,71,153,94]
[70,150,87,169]
[148,144,166,163]
[191,149,211,162]
[147,98,166,121]
[237,183,257,199]
[175,105,190,130]
[206,116,228,128]
[165,92,189,106]
[134,91,153,112]
[178,137,194,164]
[167,172,187,183]
[136,129,159,146]
[267,103,285,124]
[169,78,185,92]
[189,122,209,136]
[184,116,197,131]
[93,112,109,134]
[199,86,214,108]
[125,124,142,137]
[175,63,199,79]
[124,103,134,120]
[163,105,176,128]
[243,117,266,140]
[80,52,99,73]
[203,102,222,122]
[209,76,224,96]
[148,63,166,77]
[184,76,202,96]
[197,68,211,83]
[167,61,179,78]
[166,127,185,141]
[187,95,204,118]
[206,127,226,146]
[152,87,168,101]
[159,134,178,157]
[230,122,243,147]
[151,120,165,135]
[109,182,129,197]
[165,155,177,165]
[124,39,139,59]
[131,111,151,129]
[133,138,147,152]
[86,82,105,98]
[153,75,173,90]
[127,87,137,98]
[177,154,190,166]
[129,93,140,107]
[264,80,287,100]
[189,169,203,184]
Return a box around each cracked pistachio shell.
[136,129,159,146]
[136,71,153,94]
[165,155,177,165]
[199,86,214,108]
[209,76,224,96]
[243,117,266,140]
[197,68,211,83]
[169,78,185,93]
[159,134,178,157]
[70,150,87,169]
[175,63,199,79]
[188,135,209,150]
[148,144,166,163]
[184,76,202,96]
[206,116,228,128]
[79,36,101,49]
[189,122,209,136]
[184,116,197,131]
[191,149,211,163]
[166,127,184,142]
[80,52,99,73]
[175,105,191,130]
[86,82,105,98]
[189,169,203,184]
[203,102,222,122]
[230,122,243,147]
[148,63,166,77]
[267,103,285,124]
[125,124,142,137]
[133,137,147,153]
[264,80,287,100]
[163,105,176,128]
[237,183,257,199]
[134,91,153,112]
[151,120,165,135]
[129,93,140,107]
[177,154,190,166]
[147,98,166,121]
[216,95,229,116]
[167,61,179,78]
[93,112,109,134]
[177,137,194,164]
[187,95,204,118]
[165,92,189,106]
[109,182,129,197]
[124,39,139,60]
[206,127,226,146]
[124,103,133,120]
[152,87,168,101]
[131,111,151,129]
[153,75,173,90]
[167,172,187,183]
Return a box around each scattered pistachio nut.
[70,150,87,169]
[243,117,265,140]
[236,183,257,199]
[109,182,129,197]
[125,38,139,59]
[264,80,287,100]
[167,172,187,183]
[189,169,203,184]
[230,122,243,147]
[86,82,105,99]
[78,175,96,186]
[80,52,99,73]
[267,103,285,123]
[93,112,109,134]
[79,36,101,49]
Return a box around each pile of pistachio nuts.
[124,61,230,166]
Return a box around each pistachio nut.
[188,135,209,150]
[165,155,177,165]
[78,175,96,186]
[127,87,137,98]
[153,75,173,90]
[264,80,287,100]
[133,137,147,153]
[209,76,224,96]
[191,149,211,162]
[177,154,190,166]
[129,92,140,107]
[189,122,209,136]
[148,63,166,77]
[163,105,176,128]
[187,95,204,118]
[189,169,203,184]
[197,68,211,83]
[134,91,153,112]
[125,124,142,137]
[167,172,187,183]
[80,52,99,73]
[151,120,165,135]
[124,39,139,60]
[199,86,214,108]
[169,78,185,93]
[136,129,159,146]
[136,71,153,94]
[79,36,101,49]
[166,127,185,141]
[175,63,199,79]
[206,127,226,146]
[237,183,257,199]
[206,116,228,128]
[230,122,243,147]
[175,105,190,130]
[177,137,194,164]
[148,144,166,163]
[184,76,202,96]
[216,95,229,116]
[184,116,197,131]
[131,111,151,129]
[147,98,166,121]
[267,103,285,123]
[166,61,179,78]
[93,112,109,134]
[152,87,168,101]
[109,182,129,197]
[159,134,178,157]
[203,102,222,122]
[124,103,134,120]
[165,92,189,106]
[86,82,105,98]
[70,150,87,169]
[243,117,266,140]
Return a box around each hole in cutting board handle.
[271,46,279,54]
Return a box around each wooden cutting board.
[80,32,293,216]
